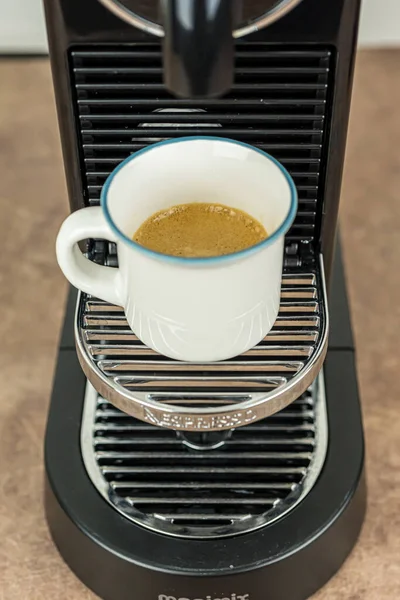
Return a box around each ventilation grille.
[82,376,327,538]
[70,44,333,244]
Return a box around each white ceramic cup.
[56,137,297,362]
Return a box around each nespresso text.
[145,408,257,430]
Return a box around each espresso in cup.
[133,202,268,258]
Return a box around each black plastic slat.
[81,128,323,137]
[80,114,325,123]
[72,49,330,59]
[76,82,328,93]
[75,66,328,75]
[82,143,323,151]
[84,156,321,166]
[78,98,326,107]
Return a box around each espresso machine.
[43,1,366,599]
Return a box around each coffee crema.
[133,202,268,258]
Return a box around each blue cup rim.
[100,136,298,265]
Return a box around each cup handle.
[56,206,124,306]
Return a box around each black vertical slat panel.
[70,43,332,245]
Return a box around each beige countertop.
[1,51,400,600]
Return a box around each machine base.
[45,248,366,600]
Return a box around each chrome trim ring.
[96,0,305,38]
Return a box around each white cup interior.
[104,138,295,245]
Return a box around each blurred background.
[1,2,400,600]
[1,0,400,52]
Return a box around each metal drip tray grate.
[81,375,327,538]
[76,258,328,430]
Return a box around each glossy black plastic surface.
[46,249,366,599]
[45,352,365,599]
[161,0,240,98]
[328,238,354,349]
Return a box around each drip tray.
[76,256,328,431]
[81,375,328,539]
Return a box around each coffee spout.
[160,0,241,98]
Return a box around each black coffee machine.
[44,1,366,599]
